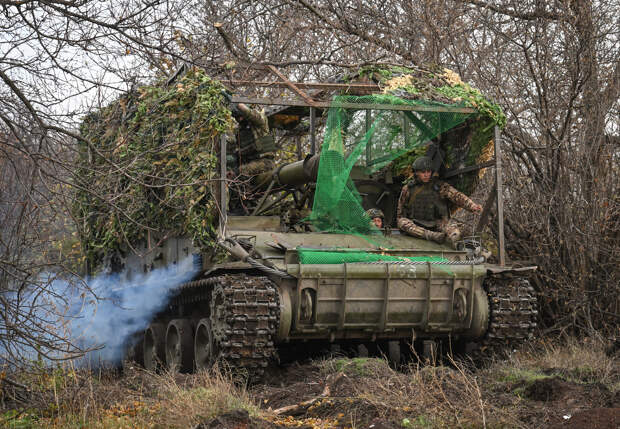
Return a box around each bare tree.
[169,0,619,333]
[0,0,188,366]
[1,0,617,370]
[449,0,620,334]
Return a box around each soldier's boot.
[424,230,446,244]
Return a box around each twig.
[273,372,345,416]
[2,377,29,391]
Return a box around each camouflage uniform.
[397,177,479,243]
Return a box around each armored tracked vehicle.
[81,68,538,376]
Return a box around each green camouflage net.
[297,248,447,264]
[309,94,474,236]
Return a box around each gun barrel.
[257,154,320,187]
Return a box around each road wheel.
[122,332,144,372]
[194,318,218,371]
[143,323,166,372]
[165,319,194,373]
[356,343,369,358]
[387,340,401,366]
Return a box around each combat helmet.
[365,208,384,219]
[412,156,433,172]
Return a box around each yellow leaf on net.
[442,68,465,86]
[382,74,415,93]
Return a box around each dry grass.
[308,337,618,428]
[1,363,258,428]
[1,336,617,428]
[316,356,524,428]
[489,336,619,391]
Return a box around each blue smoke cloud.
[58,257,198,365]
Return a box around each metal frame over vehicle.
[115,78,537,376]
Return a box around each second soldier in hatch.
[397,156,482,247]
[366,208,385,229]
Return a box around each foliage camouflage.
[354,65,504,190]
[74,68,234,269]
[356,65,505,124]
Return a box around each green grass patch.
[320,356,391,377]
[498,367,551,384]
[401,415,433,428]
[331,357,377,376]
[1,410,41,429]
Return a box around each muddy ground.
[2,341,618,428]
[200,356,619,429]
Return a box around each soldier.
[365,208,385,229]
[397,156,482,246]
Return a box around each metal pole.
[296,135,302,160]
[365,110,371,165]
[310,107,316,155]
[494,126,505,266]
[476,183,497,233]
[403,111,409,145]
[219,134,227,237]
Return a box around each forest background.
[0,0,618,405]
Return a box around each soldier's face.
[372,217,383,228]
[415,169,432,182]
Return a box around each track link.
[484,274,538,350]
[210,274,279,378]
[167,273,279,378]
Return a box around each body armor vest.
[404,180,448,226]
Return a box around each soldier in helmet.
[396,156,482,246]
[366,208,385,228]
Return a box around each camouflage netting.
[310,65,505,236]
[297,249,447,264]
[74,69,234,268]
